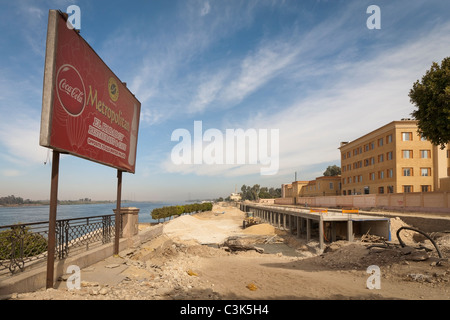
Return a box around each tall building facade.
[339,119,449,195]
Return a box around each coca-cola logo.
[56,64,86,116]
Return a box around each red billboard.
[40,10,140,173]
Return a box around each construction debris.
[222,236,265,253]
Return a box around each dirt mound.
[162,211,244,244]
[243,223,277,235]
[389,217,416,244]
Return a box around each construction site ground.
[10,204,450,301]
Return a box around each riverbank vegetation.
[151,202,213,222]
[0,195,114,207]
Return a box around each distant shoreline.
[0,200,169,208]
[0,200,120,207]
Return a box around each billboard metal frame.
[40,10,140,288]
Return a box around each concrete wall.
[275,191,450,213]
[440,177,450,192]
[258,199,275,204]
[274,197,295,205]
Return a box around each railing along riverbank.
[0,214,122,277]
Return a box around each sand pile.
[243,223,276,235]
[162,214,242,244]
[389,217,416,244]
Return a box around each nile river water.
[0,202,178,226]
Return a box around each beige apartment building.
[281,176,341,200]
[299,176,342,197]
[339,119,449,195]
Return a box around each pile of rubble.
[14,238,227,300]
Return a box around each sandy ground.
[9,203,450,301]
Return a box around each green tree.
[323,165,341,176]
[240,184,249,200]
[409,56,450,149]
[268,187,281,198]
[258,187,271,199]
[240,184,281,200]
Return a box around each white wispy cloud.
[160,16,450,180]
[1,169,23,177]
[0,115,49,166]
[200,1,211,16]
[1,0,448,201]
[220,41,301,105]
[127,1,263,125]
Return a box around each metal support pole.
[114,170,123,255]
[46,150,60,289]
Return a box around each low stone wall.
[275,191,450,214]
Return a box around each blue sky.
[0,0,449,202]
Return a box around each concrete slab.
[55,254,130,289]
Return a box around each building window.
[420,168,431,176]
[420,150,431,159]
[370,157,375,165]
[329,182,334,190]
[370,142,375,150]
[370,173,375,180]
[403,185,413,193]
[387,169,393,178]
[379,187,384,194]
[378,171,384,179]
[378,138,383,147]
[421,185,431,192]
[420,134,427,141]
[387,151,393,160]
[387,134,393,143]
[378,154,384,163]
[402,132,412,141]
[387,186,394,193]
[402,150,413,159]
[403,168,413,176]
